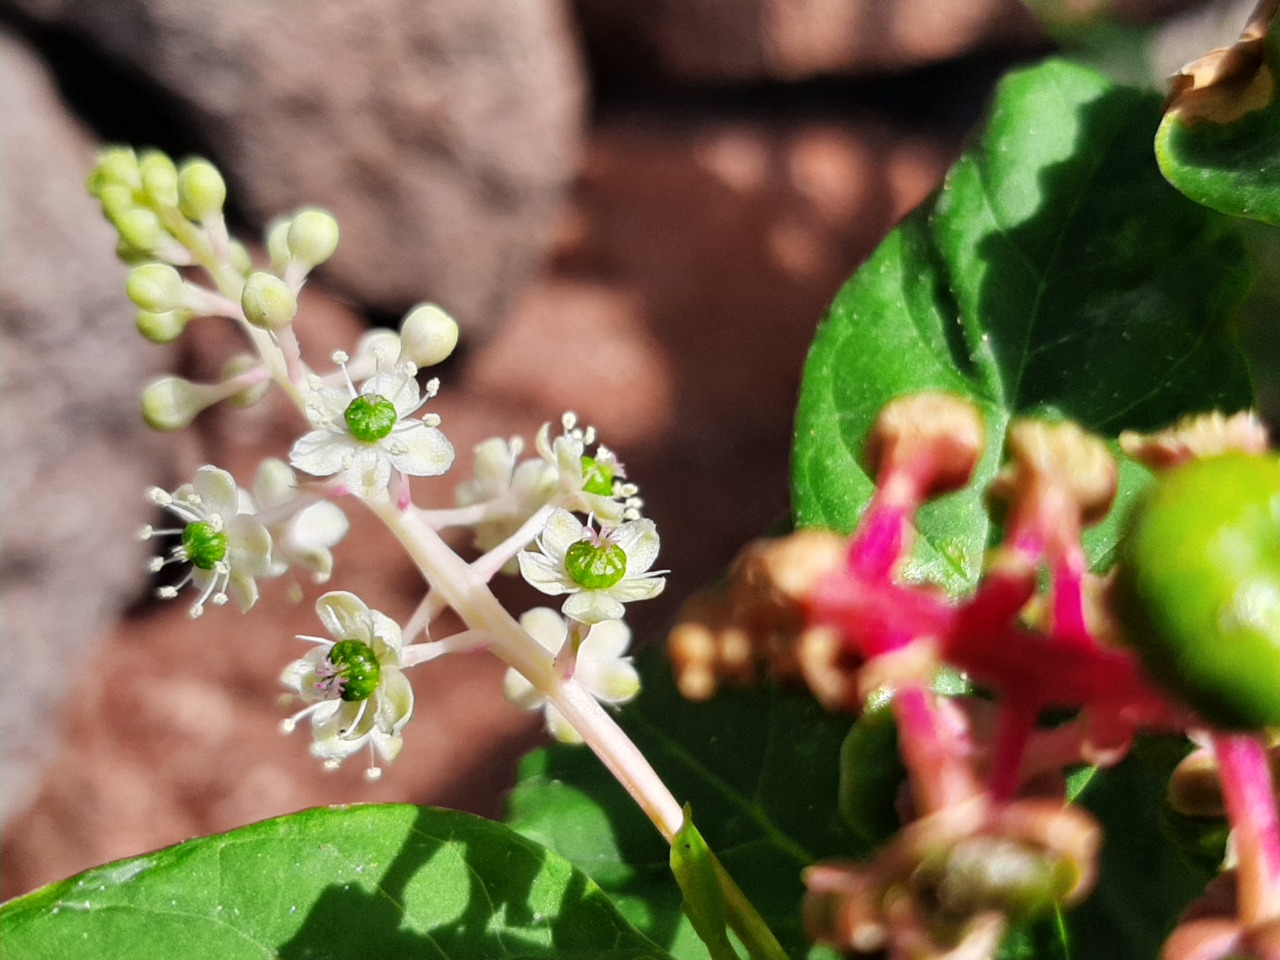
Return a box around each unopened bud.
[176,159,227,221]
[1168,748,1225,817]
[127,263,186,312]
[1120,410,1270,470]
[864,392,985,500]
[113,207,167,253]
[286,208,340,268]
[136,308,194,344]
[995,420,1117,524]
[141,376,214,430]
[241,272,297,330]
[139,151,179,208]
[266,216,292,272]
[88,147,141,196]
[399,303,459,367]
[222,354,269,408]
[228,240,252,277]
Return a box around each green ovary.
[580,455,615,497]
[327,639,382,702]
[182,521,227,570]
[564,539,627,590]
[344,394,398,443]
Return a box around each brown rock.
[6,0,586,331]
[0,28,169,824]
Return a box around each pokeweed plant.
[3,6,1280,959]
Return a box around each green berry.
[1114,452,1280,728]
[344,395,398,442]
[327,639,381,701]
[182,521,227,570]
[580,455,615,497]
[240,272,297,330]
[565,538,627,589]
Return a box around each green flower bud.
[286,207,340,268]
[127,263,186,312]
[399,303,459,368]
[139,151,179,208]
[98,184,137,222]
[240,271,297,330]
[141,376,210,431]
[565,538,627,589]
[228,240,252,277]
[344,394,398,443]
[326,639,382,701]
[88,147,141,196]
[266,217,292,272]
[135,308,194,343]
[222,354,269,409]
[182,520,228,570]
[176,158,227,221]
[113,207,167,253]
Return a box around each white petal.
[193,465,240,517]
[503,667,543,711]
[540,509,585,558]
[228,572,259,612]
[518,551,572,595]
[608,575,666,604]
[388,424,455,477]
[227,515,273,576]
[287,501,348,553]
[368,610,404,656]
[342,446,392,499]
[316,591,373,642]
[545,704,584,744]
[563,592,625,624]
[291,430,352,478]
[519,606,569,653]
[377,669,414,734]
[253,457,297,508]
[365,371,419,414]
[585,658,640,705]
[615,519,660,575]
[582,618,632,660]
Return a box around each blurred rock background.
[0,0,1257,899]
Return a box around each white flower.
[143,465,273,617]
[290,356,454,499]
[535,413,641,523]
[280,591,413,779]
[251,458,349,583]
[455,436,557,558]
[504,607,640,743]
[518,509,665,623]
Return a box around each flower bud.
[228,240,252,277]
[241,272,297,330]
[176,158,227,222]
[127,263,186,312]
[141,376,214,430]
[286,207,340,268]
[223,354,269,408]
[88,147,140,196]
[139,151,179,208]
[113,207,167,253]
[266,216,292,272]
[399,303,459,367]
[135,308,194,343]
[97,184,136,222]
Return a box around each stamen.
[281,701,328,733]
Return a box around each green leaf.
[506,650,854,960]
[0,805,674,960]
[1156,9,1280,225]
[793,58,1253,592]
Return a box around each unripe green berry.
[141,376,207,431]
[1115,452,1280,728]
[139,151,179,208]
[240,272,297,330]
[580,456,615,497]
[176,159,227,221]
[136,308,194,343]
[399,303,459,367]
[182,520,227,570]
[344,394,398,443]
[127,263,186,312]
[286,208,340,267]
[565,539,627,589]
[327,639,382,701]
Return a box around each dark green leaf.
[0,805,673,960]
[792,58,1252,592]
[1156,10,1280,225]
[506,650,853,960]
